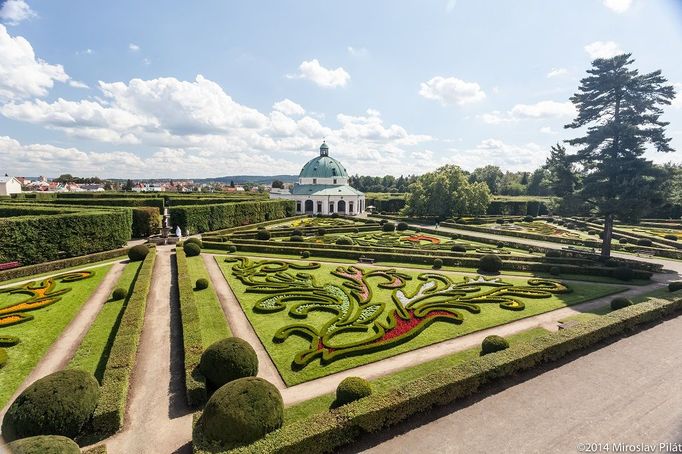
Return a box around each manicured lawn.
[218,255,625,386]
[68,260,142,381]
[283,327,549,425]
[0,264,112,408]
[185,255,231,346]
[0,257,124,287]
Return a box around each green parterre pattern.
[225,257,570,369]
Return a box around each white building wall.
[0,179,22,196]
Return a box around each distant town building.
[270,142,365,215]
[132,183,165,192]
[0,176,22,196]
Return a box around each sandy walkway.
[0,261,126,422]
[105,246,193,454]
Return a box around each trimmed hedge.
[131,207,160,238]
[170,200,295,234]
[176,246,207,407]
[6,435,81,454]
[0,247,127,283]
[668,281,682,292]
[185,237,204,248]
[209,296,682,454]
[2,370,99,441]
[481,335,509,355]
[92,248,156,435]
[0,209,131,265]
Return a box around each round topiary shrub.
[317,228,327,236]
[185,237,203,248]
[195,278,209,290]
[396,222,409,231]
[335,376,372,406]
[451,244,467,253]
[331,212,339,218]
[289,235,304,242]
[301,250,310,259]
[256,230,271,240]
[183,242,201,257]
[6,435,80,454]
[636,238,653,247]
[481,335,509,355]
[545,250,561,258]
[197,377,283,446]
[382,222,395,232]
[523,215,534,222]
[111,287,127,301]
[228,244,237,253]
[335,236,353,245]
[352,228,360,234]
[128,244,149,262]
[588,229,599,236]
[613,266,634,281]
[379,219,388,225]
[291,228,303,237]
[496,242,505,249]
[610,297,633,310]
[479,254,502,273]
[665,234,678,241]
[433,258,443,269]
[619,238,629,244]
[495,219,505,225]
[668,281,682,292]
[1,370,99,441]
[198,338,258,389]
[549,266,561,276]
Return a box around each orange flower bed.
[400,234,441,244]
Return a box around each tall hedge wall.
[0,209,132,265]
[170,200,295,234]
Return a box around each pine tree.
[565,53,675,258]
[545,144,576,197]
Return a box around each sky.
[0,0,681,179]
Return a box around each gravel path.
[105,246,193,454]
[0,261,126,423]
[352,314,682,454]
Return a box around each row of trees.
[348,175,416,193]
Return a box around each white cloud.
[445,0,457,13]
[272,98,305,116]
[419,76,486,106]
[0,24,69,100]
[288,59,350,88]
[603,0,633,13]
[129,43,140,52]
[68,80,89,89]
[584,41,623,59]
[480,100,575,124]
[449,139,547,171]
[547,67,568,78]
[0,0,36,25]
[347,46,369,57]
[76,48,94,56]
[142,57,151,65]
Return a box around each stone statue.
[175,225,182,238]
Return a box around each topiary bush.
[549,266,561,276]
[335,236,354,246]
[195,278,209,290]
[379,219,388,225]
[545,250,561,258]
[256,230,271,241]
[619,238,629,244]
[6,435,80,454]
[128,244,149,262]
[451,244,467,253]
[610,296,633,310]
[198,337,258,389]
[228,244,237,253]
[668,281,682,292]
[636,238,653,247]
[495,219,505,224]
[481,335,509,355]
[396,222,409,231]
[291,228,303,237]
[432,258,443,269]
[479,254,502,273]
[183,242,201,257]
[613,266,634,281]
[496,242,505,249]
[301,250,310,259]
[317,228,327,236]
[665,234,678,241]
[185,237,203,248]
[523,216,534,222]
[196,377,283,446]
[289,235,304,242]
[111,288,127,301]
[1,370,99,441]
[335,376,372,407]
[382,222,395,232]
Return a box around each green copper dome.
[299,142,348,179]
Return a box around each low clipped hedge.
[176,246,207,407]
[209,296,682,454]
[668,281,682,292]
[91,248,156,436]
[2,370,99,441]
[6,435,81,454]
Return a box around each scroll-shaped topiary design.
[226,258,570,369]
[0,271,94,362]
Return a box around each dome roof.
[299,155,348,179]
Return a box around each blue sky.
[0,0,681,178]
